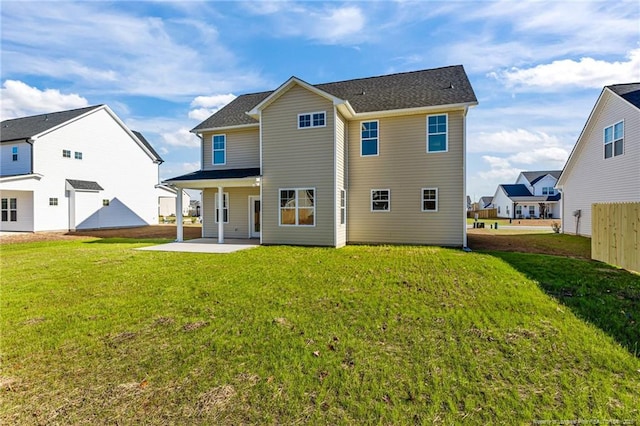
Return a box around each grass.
[1,239,639,424]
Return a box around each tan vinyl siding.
[202,127,259,170]
[335,110,347,247]
[202,187,260,238]
[347,111,465,246]
[261,84,336,246]
[561,91,640,237]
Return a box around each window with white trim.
[1,198,17,222]
[529,205,535,217]
[63,149,71,158]
[371,189,390,212]
[11,146,18,161]
[516,205,522,216]
[213,134,226,165]
[542,187,555,195]
[74,151,83,160]
[298,112,326,129]
[280,188,315,226]
[427,114,448,153]
[361,121,378,156]
[604,121,624,158]
[215,192,229,223]
[49,198,58,206]
[340,189,346,225]
[421,188,438,212]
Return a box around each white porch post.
[176,189,184,242]
[217,186,224,244]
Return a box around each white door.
[249,196,260,238]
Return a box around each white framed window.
[103,199,110,207]
[49,198,58,206]
[74,151,83,160]
[63,149,71,158]
[516,205,522,216]
[298,112,326,129]
[421,188,438,212]
[361,120,379,156]
[11,146,18,161]
[212,134,226,165]
[279,188,315,226]
[1,198,17,222]
[427,114,448,153]
[542,187,555,195]
[604,121,624,159]
[215,192,229,223]
[529,205,535,217]
[371,189,390,212]
[340,189,346,225]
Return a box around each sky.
[1,0,639,202]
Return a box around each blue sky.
[2,1,639,201]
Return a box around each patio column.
[217,186,224,244]
[176,189,183,242]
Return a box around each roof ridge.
[314,65,463,87]
[1,104,103,123]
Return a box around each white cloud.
[188,94,237,120]
[508,147,569,166]
[181,162,200,172]
[161,128,199,148]
[491,49,640,90]
[0,80,89,119]
[469,129,563,154]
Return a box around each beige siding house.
[165,66,478,247]
[557,83,640,236]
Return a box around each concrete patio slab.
[136,238,259,254]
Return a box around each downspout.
[27,138,35,174]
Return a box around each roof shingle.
[607,83,640,109]
[1,105,102,142]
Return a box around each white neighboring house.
[157,185,191,218]
[491,171,562,219]
[0,105,164,232]
[557,83,640,236]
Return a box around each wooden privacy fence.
[467,209,497,219]
[592,202,640,273]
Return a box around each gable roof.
[500,184,533,197]
[66,179,103,191]
[607,83,640,109]
[1,105,102,142]
[132,131,163,163]
[193,65,477,132]
[521,170,561,186]
[479,196,493,208]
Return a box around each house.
[157,185,191,218]
[164,65,478,247]
[491,171,562,219]
[478,196,494,209]
[556,83,640,236]
[0,105,164,232]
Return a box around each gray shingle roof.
[1,105,102,142]
[132,130,163,163]
[521,170,561,185]
[192,65,477,131]
[66,179,104,191]
[165,168,261,182]
[608,83,640,109]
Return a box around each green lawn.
[1,239,639,424]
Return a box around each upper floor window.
[63,149,71,158]
[371,189,390,212]
[604,121,623,159]
[421,188,438,212]
[427,114,448,153]
[213,135,226,165]
[542,187,555,195]
[11,146,18,161]
[215,192,229,223]
[361,121,379,156]
[298,112,326,129]
[75,151,83,160]
[280,188,315,226]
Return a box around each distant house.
[478,196,494,209]
[491,171,562,219]
[165,65,478,247]
[0,105,164,232]
[157,185,191,218]
[557,83,640,236]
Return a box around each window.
[1,198,17,222]
[280,188,315,226]
[212,134,226,165]
[63,149,71,158]
[516,205,522,216]
[529,205,535,217]
[421,188,438,212]
[604,121,624,158]
[103,199,110,206]
[427,114,448,152]
[361,121,379,156]
[215,192,229,223]
[371,189,390,212]
[298,112,326,129]
[11,146,18,161]
[340,189,346,225]
[49,198,58,206]
[74,151,83,160]
[542,187,555,195]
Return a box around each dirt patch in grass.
[467,229,591,259]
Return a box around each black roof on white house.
[1,105,102,142]
[607,83,640,109]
